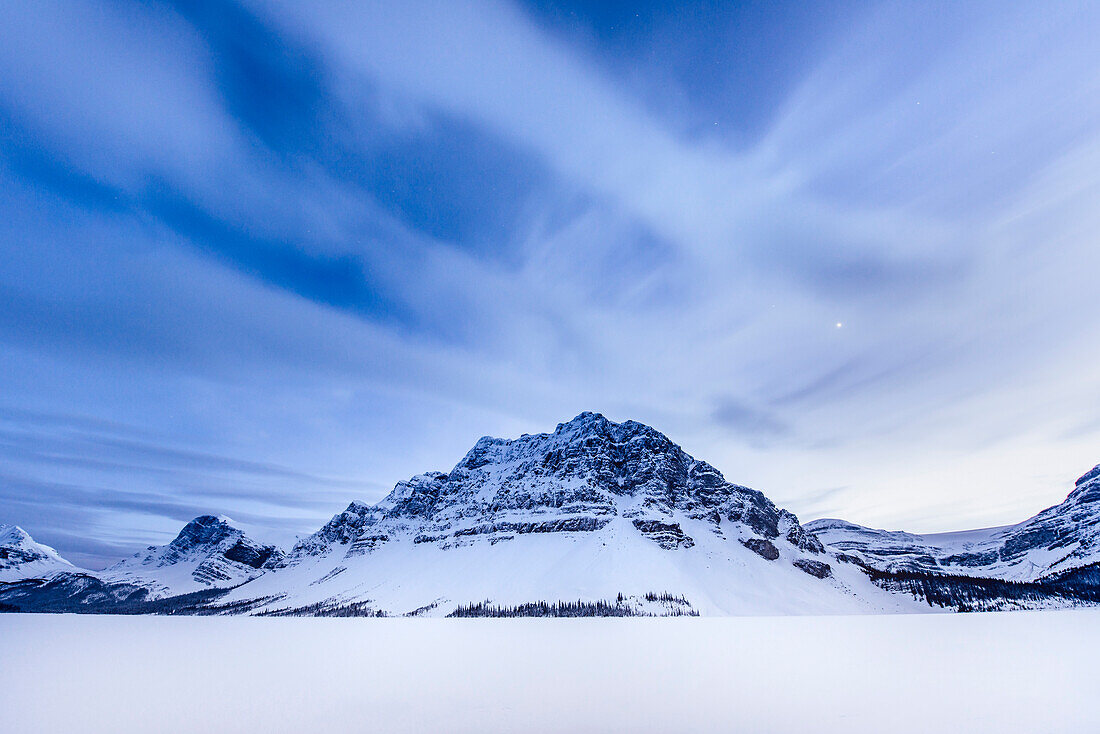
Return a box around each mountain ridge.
[3,413,1099,615]
[807,462,1100,583]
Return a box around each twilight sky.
[2,0,1100,568]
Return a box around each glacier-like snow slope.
[100,515,284,598]
[0,524,75,582]
[807,463,1100,581]
[224,412,920,615]
[3,611,1097,734]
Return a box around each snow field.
[1,609,1096,733]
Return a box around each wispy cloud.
[2,0,1099,563]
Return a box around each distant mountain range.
[807,465,1100,600]
[3,412,1099,616]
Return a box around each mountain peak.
[286,500,381,561]
[172,515,238,549]
[454,413,667,474]
[0,523,76,582]
[195,412,860,616]
[0,523,32,545]
[1068,463,1100,504]
[1075,464,1100,488]
[101,515,283,597]
[555,410,610,432]
[358,411,825,561]
[185,514,234,528]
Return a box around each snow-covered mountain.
[100,515,285,599]
[4,413,1099,615]
[217,412,917,616]
[0,524,75,582]
[807,463,1100,583]
[0,515,285,612]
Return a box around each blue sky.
[2,0,1100,567]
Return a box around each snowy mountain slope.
[807,463,1100,582]
[221,412,922,615]
[228,514,922,616]
[99,515,285,599]
[0,524,76,582]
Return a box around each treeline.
[448,597,698,617]
[106,587,235,615]
[0,576,274,616]
[638,591,691,604]
[0,575,149,614]
[865,563,1100,612]
[255,600,385,617]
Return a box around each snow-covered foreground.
[2,611,1096,733]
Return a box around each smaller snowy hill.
[101,515,284,598]
[0,524,75,582]
[808,463,1100,582]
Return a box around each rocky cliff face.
[324,412,826,558]
[282,501,379,564]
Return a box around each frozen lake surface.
[2,609,1097,733]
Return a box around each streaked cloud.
[1,0,1099,565]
